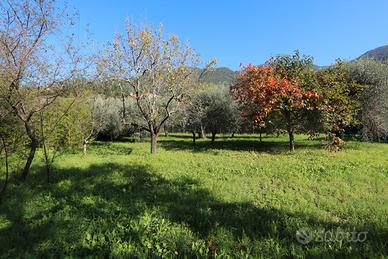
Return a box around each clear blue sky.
[67,0,388,69]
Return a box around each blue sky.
[66,0,388,69]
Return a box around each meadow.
[0,134,387,258]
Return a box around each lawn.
[0,134,387,258]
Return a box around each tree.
[0,0,89,179]
[37,96,94,181]
[183,91,207,144]
[182,85,240,143]
[90,95,128,141]
[181,84,212,143]
[101,22,212,154]
[231,56,319,151]
[346,59,388,141]
[201,89,240,142]
[314,61,363,136]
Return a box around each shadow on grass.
[0,162,386,257]
[159,137,325,154]
[166,134,275,140]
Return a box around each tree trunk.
[200,125,206,139]
[259,129,262,142]
[40,113,51,183]
[83,140,88,156]
[22,138,37,180]
[0,135,9,204]
[211,132,216,143]
[45,160,51,183]
[284,111,295,152]
[231,132,235,138]
[164,125,168,137]
[288,129,295,151]
[121,93,126,122]
[150,132,158,155]
[192,131,196,145]
[42,139,51,183]
[21,121,37,180]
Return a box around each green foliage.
[197,67,238,85]
[202,89,240,135]
[313,61,364,134]
[267,50,314,81]
[39,98,92,152]
[347,59,388,141]
[91,96,126,140]
[0,111,29,175]
[184,86,240,136]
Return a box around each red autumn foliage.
[231,64,319,127]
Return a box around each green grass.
[0,134,387,258]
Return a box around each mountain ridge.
[358,45,388,61]
[199,45,388,84]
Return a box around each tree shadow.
[164,133,274,140]
[161,134,195,139]
[159,138,325,154]
[0,162,385,257]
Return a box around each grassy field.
[0,134,387,258]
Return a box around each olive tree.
[185,87,240,143]
[183,90,208,143]
[347,59,388,141]
[91,96,126,141]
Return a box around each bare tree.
[102,22,213,154]
[0,0,90,180]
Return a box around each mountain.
[198,64,326,85]
[313,64,328,70]
[358,45,388,61]
[199,67,238,85]
[194,46,388,85]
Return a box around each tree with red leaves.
[231,52,319,151]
